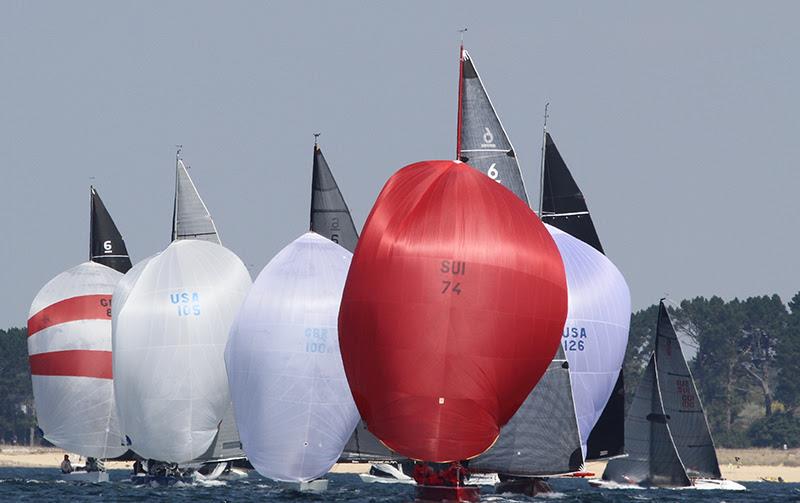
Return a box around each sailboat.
[27,187,132,483]
[225,141,361,492]
[540,130,631,461]
[339,159,568,502]
[456,45,582,491]
[308,142,410,482]
[593,301,746,490]
[112,152,251,481]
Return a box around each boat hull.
[62,470,109,483]
[414,484,480,502]
[588,478,746,491]
[494,477,552,496]
[280,479,329,492]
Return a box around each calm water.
[0,469,797,502]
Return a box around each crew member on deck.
[60,454,73,474]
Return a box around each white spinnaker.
[112,240,251,463]
[546,224,631,458]
[226,232,360,482]
[27,262,127,459]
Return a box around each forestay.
[28,262,127,459]
[112,240,251,463]
[226,232,360,481]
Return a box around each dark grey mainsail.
[602,355,690,486]
[470,349,583,475]
[457,48,528,203]
[540,131,625,461]
[310,144,359,252]
[172,156,221,244]
[457,45,582,476]
[541,133,603,254]
[170,152,244,464]
[90,186,132,273]
[653,303,721,479]
[308,141,402,463]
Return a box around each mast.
[89,185,95,262]
[455,29,467,159]
[171,145,181,243]
[538,103,549,216]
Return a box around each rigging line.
[538,102,549,216]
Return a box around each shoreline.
[2,445,798,483]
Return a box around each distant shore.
[1,445,798,483]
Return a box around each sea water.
[0,469,796,502]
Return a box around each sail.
[310,146,358,252]
[227,232,360,481]
[541,132,603,254]
[27,261,127,459]
[470,345,582,475]
[172,158,220,244]
[654,303,721,479]
[309,143,398,462]
[112,240,251,463]
[457,48,528,203]
[548,225,630,458]
[602,355,690,486]
[90,187,132,273]
[586,371,626,460]
[339,160,567,462]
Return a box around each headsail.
[172,156,220,244]
[309,142,400,462]
[654,303,721,479]
[540,131,627,460]
[457,45,581,475]
[90,187,132,273]
[457,47,528,203]
[310,145,358,252]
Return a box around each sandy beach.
[2,445,798,482]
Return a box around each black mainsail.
[458,45,582,476]
[309,141,403,463]
[540,132,626,460]
[602,302,720,486]
[90,187,132,273]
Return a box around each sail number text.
[305,327,336,354]
[440,260,466,295]
[171,291,201,317]
[676,379,696,409]
[563,326,587,352]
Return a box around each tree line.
[625,293,800,448]
[3,292,800,448]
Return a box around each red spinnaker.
[338,160,568,462]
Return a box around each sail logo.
[171,292,201,317]
[305,327,336,354]
[103,240,113,254]
[562,326,587,351]
[487,163,502,184]
[480,127,496,148]
[330,216,341,244]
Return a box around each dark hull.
[415,484,481,502]
[495,477,552,496]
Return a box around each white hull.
[281,479,329,492]
[466,472,500,486]
[359,473,416,484]
[62,471,110,483]
[588,478,746,491]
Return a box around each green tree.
[777,292,800,412]
[0,327,36,444]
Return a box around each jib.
[440,260,466,275]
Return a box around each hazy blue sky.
[2,1,798,327]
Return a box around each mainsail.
[227,232,360,482]
[338,160,568,462]
[602,302,720,486]
[27,187,129,459]
[90,187,132,273]
[172,157,220,243]
[309,143,401,462]
[457,45,582,474]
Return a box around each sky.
[1,1,799,328]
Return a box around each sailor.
[84,457,98,472]
[60,454,74,474]
[132,459,144,475]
